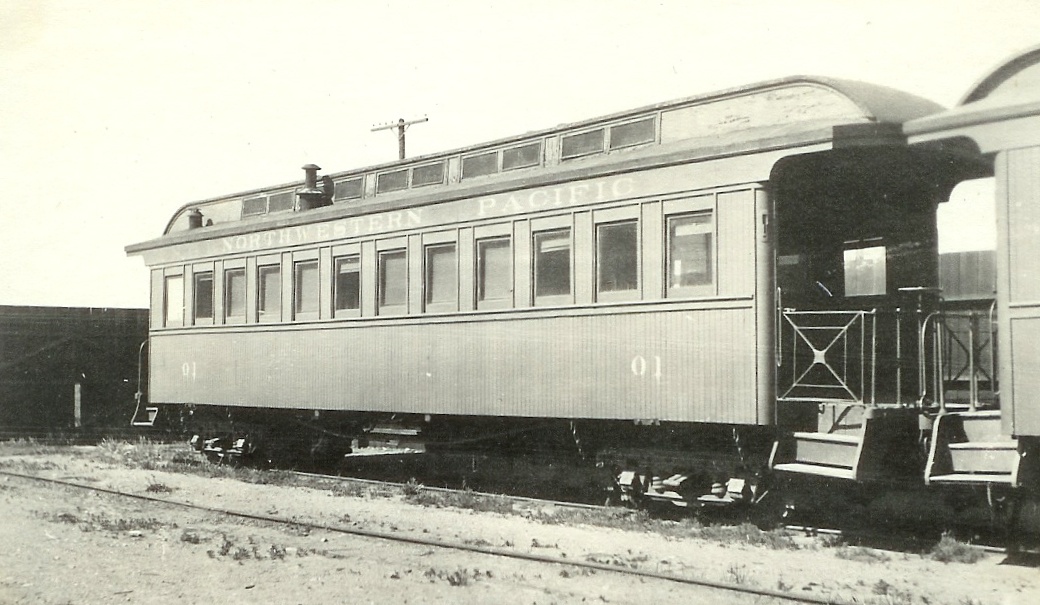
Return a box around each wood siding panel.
[150,270,163,328]
[717,190,757,298]
[149,306,763,424]
[1011,317,1040,435]
[1004,147,1040,436]
[1008,147,1040,305]
[641,201,664,299]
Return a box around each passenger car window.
[667,213,713,295]
[844,245,887,297]
[378,250,408,313]
[224,269,246,322]
[597,221,639,296]
[164,275,183,327]
[334,256,361,312]
[534,229,572,303]
[476,237,512,308]
[294,261,319,317]
[258,265,281,322]
[193,272,214,321]
[425,244,457,310]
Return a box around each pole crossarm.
[371,117,429,160]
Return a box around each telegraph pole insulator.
[371,116,428,160]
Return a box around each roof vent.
[187,208,203,229]
[297,164,332,210]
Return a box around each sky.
[1,0,1037,309]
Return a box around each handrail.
[776,299,997,412]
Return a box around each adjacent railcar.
[127,50,1040,524]
[0,305,148,437]
[905,45,1040,490]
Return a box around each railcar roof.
[129,75,943,253]
[905,44,1040,137]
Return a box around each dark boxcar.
[0,306,148,435]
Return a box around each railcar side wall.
[149,304,761,423]
[143,162,776,425]
[999,146,1040,436]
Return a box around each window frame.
[461,151,499,180]
[560,128,605,160]
[665,211,716,299]
[267,191,294,213]
[223,267,247,324]
[533,228,574,306]
[595,219,641,303]
[475,236,513,310]
[608,117,656,150]
[333,254,362,318]
[843,241,888,298]
[192,270,214,325]
[376,169,409,194]
[257,263,282,323]
[502,142,542,171]
[333,177,364,202]
[163,273,184,328]
[424,242,458,313]
[411,161,446,187]
[377,248,409,316]
[292,259,320,320]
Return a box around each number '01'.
[630,355,662,379]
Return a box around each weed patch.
[329,482,367,498]
[424,567,492,587]
[0,459,64,472]
[585,552,650,570]
[98,438,170,470]
[726,563,752,585]
[872,579,913,604]
[180,530,204,544]
[836,546,892,563]
[39,510,173,534]
[690,522,798,550]
[405,487,515,514]
[145,481,173,494]
[0,438,62,456]
[929,533,985,564]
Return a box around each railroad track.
[290,469,609,512]
[1,468,853,605]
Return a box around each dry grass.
[40,510,173,533]
[836,545,892,563]
[929,532,985,564]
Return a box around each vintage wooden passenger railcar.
[127,47,1040,522]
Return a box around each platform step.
[947,441,1017,451]
[927,473,1014,485]
[131,406,159,427]
[772,462,857,480]
[368,426,421,436]
[951,411,1006,442]
[791,431,861,445]
[925,412,1022,486]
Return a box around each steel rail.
[289,469,609,511]
[2,469,851,605]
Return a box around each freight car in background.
[127,45,1040,534]
[0,305,148,439]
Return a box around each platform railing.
[778,309,879,405]
[777,299,997,412]
[931,301,998,413]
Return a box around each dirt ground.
[0,443,1037,605]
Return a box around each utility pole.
[371,116,428,160]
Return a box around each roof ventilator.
[297,164,333,210]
